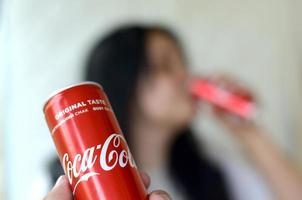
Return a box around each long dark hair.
[84,25,230,200]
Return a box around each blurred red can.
[189,78,255,119]
[43,82,147,200]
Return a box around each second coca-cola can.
[43,82,148,200]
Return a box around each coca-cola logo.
[62,133,137,194]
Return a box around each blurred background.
[1,0,6,198]
[1,0,302,199]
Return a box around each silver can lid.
[43,81,103,113]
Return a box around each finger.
[210,74,255,101]
[139,171,151,188]
[212,105,243,122]
[149,190,171,200]
[43,175,73,200]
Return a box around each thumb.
[149,190,171,200]
[43,176,73,200]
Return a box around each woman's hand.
[208,74,302,200]
[43,172,171,200]
[206,74,260,139]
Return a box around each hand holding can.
[189,78,256,120]
[43,82,148,200]
[44,173,171,200]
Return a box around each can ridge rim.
[43,81,103,113]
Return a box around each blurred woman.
[48,24,302,200]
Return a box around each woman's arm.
[210,75,302,200]
[220,118,302,200]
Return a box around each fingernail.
[54,175,65,188]
[153,191,171,200]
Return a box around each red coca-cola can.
[43,82,148,200]
[189,79,255,119]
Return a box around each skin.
[130,31,197,170]
[130,30,302,199]
[44,172,171,200]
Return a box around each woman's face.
[136,31,197,130]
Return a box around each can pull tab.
[189,79,256,120]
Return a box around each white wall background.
[1,0,6,198]
[0,30,4,200]
[293,1,302,169]
[2,0,302,200]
